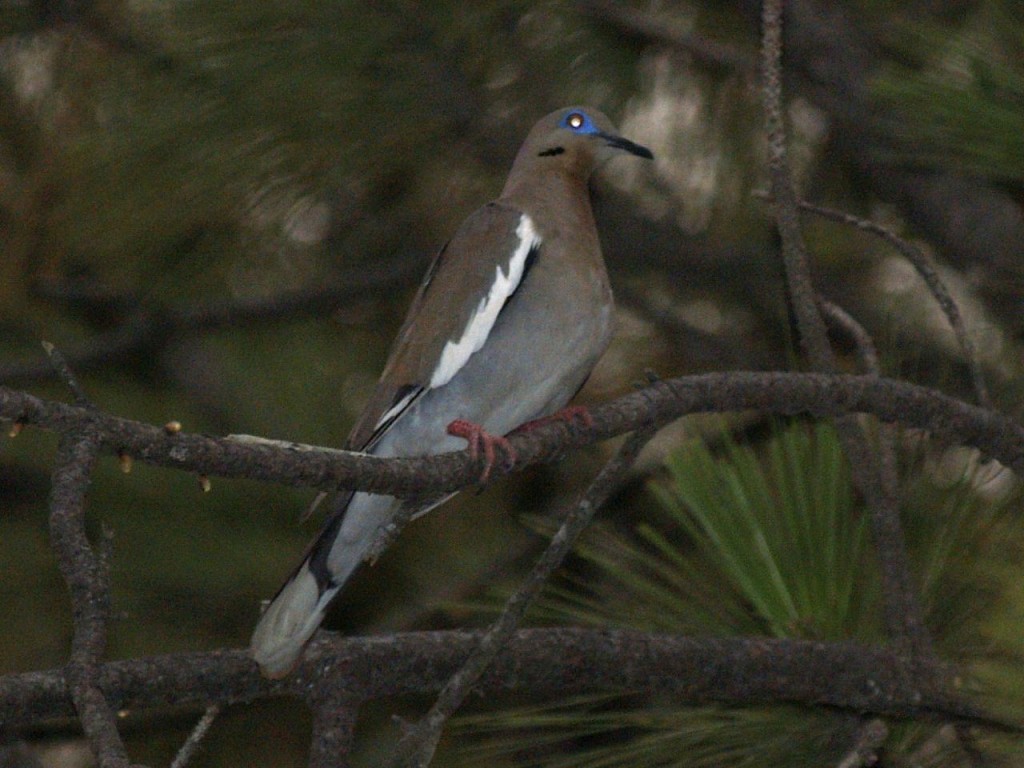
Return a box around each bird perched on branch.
[251,105,653,678]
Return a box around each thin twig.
[835,420,932,657]
[386,427,657,768]
[49,430,134,768]
[822,306,934,658]
[42,340,95,410]
[798,200,990,407]
[818,299,880,374]
[817,303,923,653]
[169,705,221,768]
[815,300,932,656]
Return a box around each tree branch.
[3,371,1023,499]
[760,0,930,658]
[760,0,834,370]
[307,690,358,768]
[169,705,221,768]
[0,630,1012,733]
[49,429,136,767]
[0,255,423,385]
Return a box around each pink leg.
[447,419,518,483]
[510,405,595,435]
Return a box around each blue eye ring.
[561,110,598,134]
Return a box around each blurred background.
[2,0,1024,765]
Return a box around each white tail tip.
[250,562,334,678]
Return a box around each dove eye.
[561,110,596,134]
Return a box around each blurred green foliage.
[870,0,1024,181]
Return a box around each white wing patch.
[428,213,541,389]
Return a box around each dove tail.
[250,493,397,678]
[250,558,340,678]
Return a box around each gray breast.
[372,234,613,460]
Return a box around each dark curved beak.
[598,131,654,159]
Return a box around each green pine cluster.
[448,421,1023,767]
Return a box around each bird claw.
[446,418,517,483]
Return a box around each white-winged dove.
[250,106,652,678]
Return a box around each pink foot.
[447,419,517,483]
[511,405,595,435]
